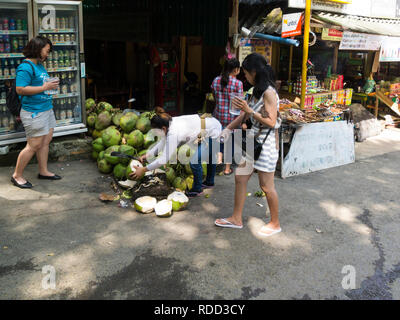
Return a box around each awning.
[313,12,400,37]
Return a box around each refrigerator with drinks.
[0,0,87,146]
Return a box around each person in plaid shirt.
[211,58,243,175]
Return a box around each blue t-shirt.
[16,60,53,113]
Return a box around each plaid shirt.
[211,76,243,128]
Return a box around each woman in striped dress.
[214,53,282,237]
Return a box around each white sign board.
[282,121,355,178]
[380,36,400,62]
[339,31,383,51]
[289,0,400,18]
[281,12,303,38]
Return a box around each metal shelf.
[0,30,28,35]
[0,53,25,58]
[47,67,78,73]
[39,29,76,33]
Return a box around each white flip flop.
[214,218,243,229]
[258,226,282,237]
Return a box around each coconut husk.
[130,173,175,201]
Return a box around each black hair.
[23,36,53,59]
[221,58,240,90]
[150,107,172,129]
[242,53,276,100]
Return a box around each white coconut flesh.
[129,159,143,174]
[134,196,157,214]
[155,199,173,217]
[118,180,138,189]
[144,168,166,176]
[167,191,189,211]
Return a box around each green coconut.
[143,131,158,149]
[167,191,189,211]
[92,137,104,153]
[87,113,97,127]
[91,150,99,160]
[104,145,121,165]
[85,98,96,111]
[113,163,127,180]
[202,162,207,177]
[101,126,122,147]
[165,167,176,184]
[127,130,144,149]
[112,112,124,127]
[95,111,112,130]
[134,196,157,214]
[185,176,194,190]
[97,101,113,113]
[177,144,195,164]
[173,177,187,191]
[140,111,152,118]
[137,149,148,157]
[98,150,105,160]
[126,159,144,179]
[92,129,102,139]
[155,199,173,218]
[97,159,112,174]
[120,112,138,133]
[119,145,136,165]
[136,117,151,134]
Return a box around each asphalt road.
[0,129,399,300]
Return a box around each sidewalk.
[0,129,399,299]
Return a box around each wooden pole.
[301,0,311,109]
[332,43,339,74]
[288,44,293,82]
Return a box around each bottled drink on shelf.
[4,35,11,53]
[12,37,19,53]
[67,98,73,119]
[10,59,15,76]
[16,19,22,31]
[54,34,59,42]
[56,18,61,29]
[9,19,15,31]
[71,33,76,42]
[3,18,9,31]
[61,17,66,30]
[69,17,74,29]
[18,36,24,51]
[3,60,9,77]
[60,99,66,120]
[65,34,70,42]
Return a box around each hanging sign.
[321,28,343,41]
[339,31,383,51]
[281,12,303,38]
[379,36,400,62]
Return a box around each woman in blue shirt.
[11,36,61,189]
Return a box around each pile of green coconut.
[85,98,207,217]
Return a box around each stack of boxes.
[293,75,319,95]
[324,74,344,91]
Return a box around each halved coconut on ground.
[167,191,189,211]
[134,196,157,214]
[126,159,143,180]
[155,199,173,218]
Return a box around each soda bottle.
[3,18,9,30]
[67,98,73,119]
[12,37,19,53]
[60,99,66,119]
[4,35,11,53]
[3,60,9,77]
[22,19,27,30]
[10,59,16,76]
[0,40,4,53]
[9,19,15,30]
[18,36,24,51]
[16,19,22,31]
[61,17,66,29]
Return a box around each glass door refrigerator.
[0,0,87,146]
[33,0,87,138]
[0,0,33,145]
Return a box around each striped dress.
[248,87,281,173]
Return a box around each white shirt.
[146,115,222,171]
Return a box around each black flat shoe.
[38,174,62,180]
[11,177,33,189]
